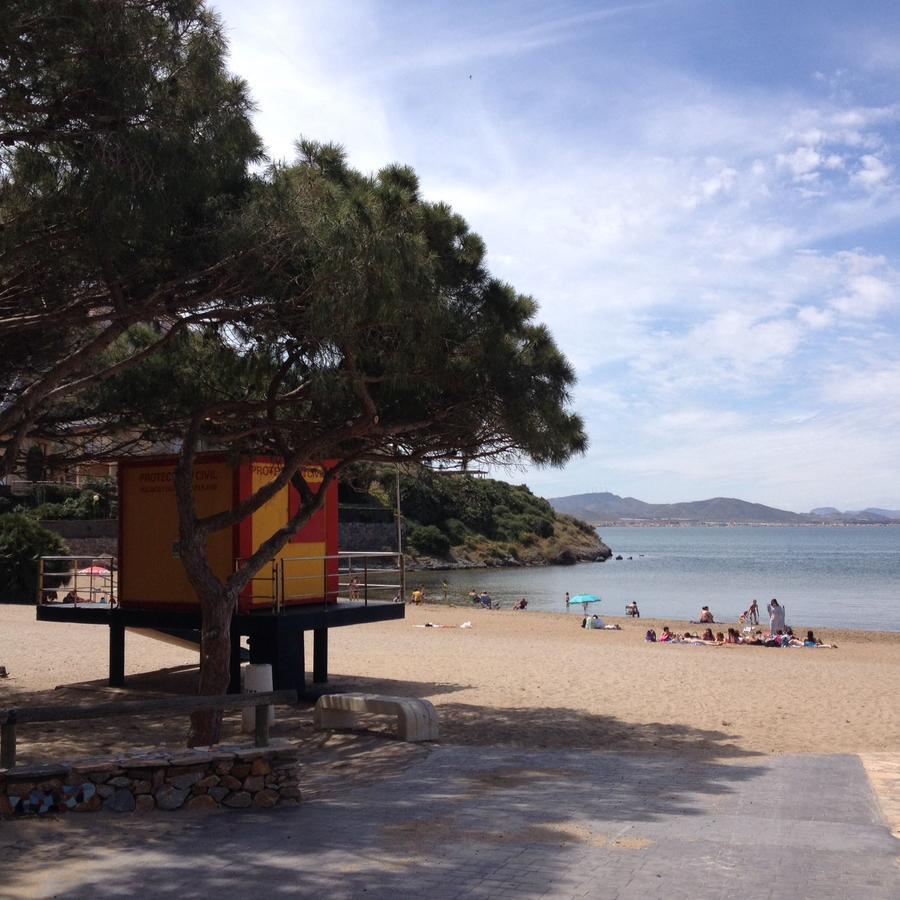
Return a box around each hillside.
[551,492,810,524]
[344,466,611,568]
[550,491,900,525]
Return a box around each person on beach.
[411,586,425,605]
[659,626,673,642]
[701,628,715,642]
[565,592,570,608]
[767,598,785,634]
[349,577,360,601]
[698,606,715,623]
[626,601,640,618]
[442,581,449,603]
[749,599,760,624]
[513,598,528,610]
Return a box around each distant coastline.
[590,521,900,528]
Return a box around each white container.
[241,663,275,733]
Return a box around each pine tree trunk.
[187,590,235,746]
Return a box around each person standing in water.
[565,592,570,609]
[749,598,759,625]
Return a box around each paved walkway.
[3,747,898,899]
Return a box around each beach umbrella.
[570,593,602,612]
[77,565,111,576]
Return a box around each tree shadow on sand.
[0,666,472,766]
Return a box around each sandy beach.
[1,602,898,763]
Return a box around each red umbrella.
[77,565,111,576]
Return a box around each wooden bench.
[314,693,439,742]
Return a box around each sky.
[210,0,900,512]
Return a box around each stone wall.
[0,739,300,817]
[41,519,118,558]
[339,521,400,552]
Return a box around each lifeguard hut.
[37,453,404,693]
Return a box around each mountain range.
[548,492,900,525]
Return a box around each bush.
[407,524,451,557]
[441,518,468,545]
[31,480,117,520]
[0,513,69,603]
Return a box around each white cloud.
[830,274,896,318]
[852,154,892,188]
[797,305,835,330]
[777,146,823,178]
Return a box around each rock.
[7,764,69,781]
[108,776,132,788]
[213,761,233,776]
[96,784,115,799]
[124,768,155,781]
[221,775,242,791]
[103,789,136,812]
[165,764,206,778]
[231,747,266,762]
[187,794,219,810]
[168,752,215,766]
[251,789,279,808]
[36,778,64,792]
[155,786,189,811]
[8,781,35,793]
[135,794,155,813]
[191,785,208,796]
[78,760,122,774]
[167,771,203,791]
[242,776,265,793]
[132,780,151,795]
[196,774,220,790]
[151,769,166,791]
[119,755,170,768]
[89,773,111,784]
[279,785,301,800]
[250,759,272,777]
[231,764,251,779]
[223,791,251,808]
[208,786,229,803]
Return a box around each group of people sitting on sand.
[645,625,835,648]
[581,614,622,630]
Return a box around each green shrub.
[441,517,468,545]
[407,524,451,557]
[0,513,69,603]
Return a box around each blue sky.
[211,0,900,512]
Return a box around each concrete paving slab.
[1,747,897,899]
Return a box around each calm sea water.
[416,526,900,631]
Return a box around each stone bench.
[313,693,439,742]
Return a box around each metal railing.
[234,551,405,614]
[37,556,118,607]
[38,550,405,613]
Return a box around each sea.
[416,526,900,632]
